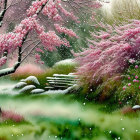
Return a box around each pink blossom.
[54,24,78,38]
[36,48,44,53]
[128,83,131,86]
[58,3,79,22]
[0,57,7,67]
[135,65,139,69]
[123,86,126,90]
[39,31,69,51]
[35,54,41,63]
[27,0,48,16]
[133,79,137,82]
[135,75,138,79]
[129,59,135,64]
[42,0,58,19]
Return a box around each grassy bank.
[0,94,139,140]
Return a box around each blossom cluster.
[57,3,79,22]
[0,16,37,56]
[42,0,58,19]
[0,0,82,67]
[27,0,48,16]
[39,31,69,51]
[27,0,77,22]
[54,24,78,38]
[123,61,140,91]
[75,20,140,84]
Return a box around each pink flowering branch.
[54,24,78,38]
[0,0,99,77]
[0,31,29,77]
[75,20,140,85]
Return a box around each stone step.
[53,74,77,78]
[47,80,77,83]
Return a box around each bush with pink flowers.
[74,17,140,105]
[79,59,140,106]
[116,60,140,105]
[75,20,140,86]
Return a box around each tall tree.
[0,0,99,77]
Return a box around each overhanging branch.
[0,0,8,27]
[0,1,49,77]
[0,46,21,77]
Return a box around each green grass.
[0,94,139,140]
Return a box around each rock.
[132,105,140,111]
[54,59,76,67]
[14,82,27,89]
[20,79,26,82]
[19,85,36,94]
[24,76,40,85]
[31,89,45,94]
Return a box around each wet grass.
[0,93,139,140]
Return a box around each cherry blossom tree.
[0,0,99,77]
[75,19,140,85]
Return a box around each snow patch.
[24,76,40,85]
[14,82,27,88]
[31,89,45,94]
[42,84,77,95]
[54,59,76,66]
[19,85,36,93]
[20,79,26,82]
[132,105,140,110]
[0,82,19,95]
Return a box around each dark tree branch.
[0,0,7,27]
[21,40,39,54]
[0,46,22,77]
[3,50,8,57]
[21,41,41,63]
[0,32,28,77]
[0,0,49,77]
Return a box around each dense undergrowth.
[0,60,140,139]
[7,58,140,106]
[76,59,140,106]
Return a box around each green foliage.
[115,61,140,105]
[0,94,139,140]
